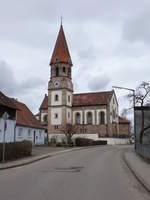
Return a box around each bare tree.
[61,124,78,146]
[127,81,150,143]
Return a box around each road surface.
[0,145,149,200]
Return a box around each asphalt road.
[0,145,149,200]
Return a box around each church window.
[55,94,59,101]
[63,67,66,73]
[87,112,92,124]
[68,68,71,76]
[75,113,81,125]
[55,113,58,119]
[56,67,59,76]
[99,111,105,124]
[43,114,48,123]
[68,112,70,118]
[68,95,70,102]
[113,110,116,119]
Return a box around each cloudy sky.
[0,0,150,118]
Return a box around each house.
[14,100,45,145]
[0,91,45,145]
[37,24,130,142]
[119,116,130,138]
[0,91,17,143]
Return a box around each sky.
[0,0,150,119]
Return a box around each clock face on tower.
[54,80,60,88]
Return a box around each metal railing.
[136,144,150,160]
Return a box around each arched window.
[99,111,105,124]
[55,94,58,101]
[113,110,116,119]
[87,112,92,124]
[63,67,66,73]
[56,67,59,76]
[43,115,48,123]
[75,113,81,125]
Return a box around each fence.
[136,144,150,160]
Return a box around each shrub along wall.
[75,137,107,147]
[0,140,32,161]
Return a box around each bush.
[75,137,93,146]
[0,140,32,161]
[93,140,107,145]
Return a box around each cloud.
[0,60,45,96]
[0,60,17,95]
[122,9,150,44]
[87,75,111,91]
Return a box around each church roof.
[73,91,112,107]
[40,91,113,110]
[50,25,72,66]
[40,94,48,110]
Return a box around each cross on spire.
[60,15,63,25]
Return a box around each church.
[37,24,130,141]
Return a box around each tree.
[127,81,150,144]
[61,124,78,146]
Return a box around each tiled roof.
[0,91,17,110]
[40,91,112,110]
[14,100,44,129]
[50,25,72,66]
[119,116,130,124]
[40,94,48,110]
[73,91,112,107]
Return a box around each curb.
[122,151,150,194]
[0,146,102,170]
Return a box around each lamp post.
[112,86,136,148]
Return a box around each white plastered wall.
[51,90,62,106]
[15,126,45,145]
[66,91,72,107]
[0,118,16,143]
[51,108,62,125]
[66,108,72,124]
[109,93,119,123]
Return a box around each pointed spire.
[50,24,73,66]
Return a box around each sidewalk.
[0,146,78,170]
[124,147,150,193]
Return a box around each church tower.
[48,24,73,134]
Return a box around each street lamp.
[112,86,136,148]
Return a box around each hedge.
[0,140,32,161]
[93,140,107,145]
[75,137,107,146]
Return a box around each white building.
[0,91,17,143]
[0,91,45,145]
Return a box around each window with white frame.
[18,128,23,137]
[28,129,31,137]
[39,130,42,139]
